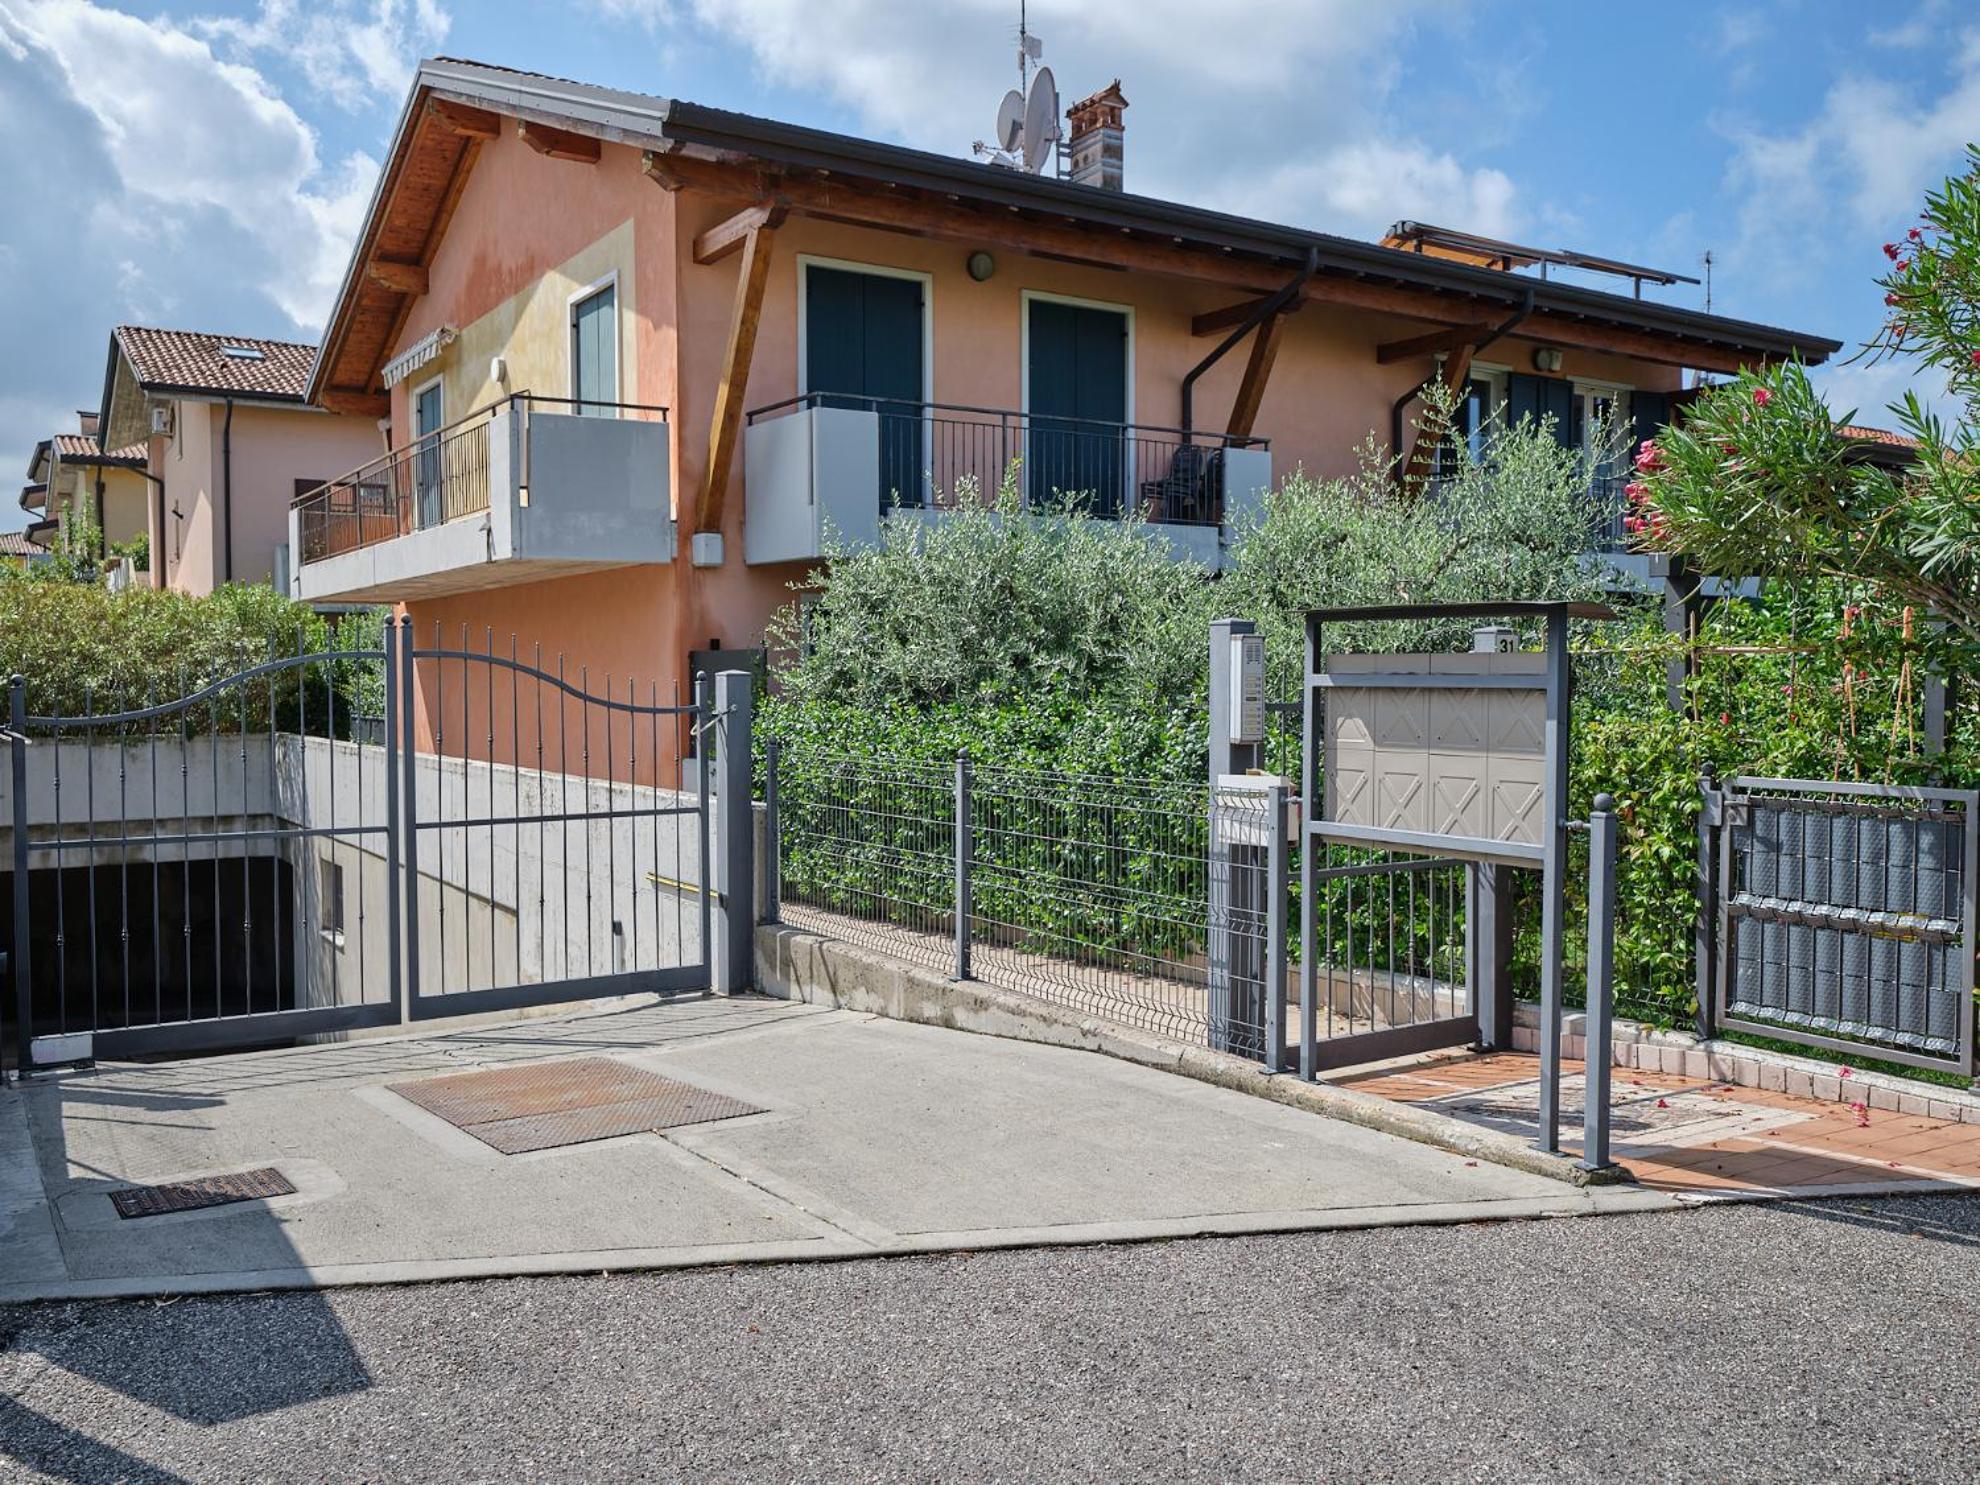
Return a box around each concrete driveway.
[0,996,1667,1302]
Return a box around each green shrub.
[0,573,382,733]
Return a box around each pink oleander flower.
[1622,514,1645,535]
[1909,227,1923,242]
[1884,242,1901,259]
[1886,293,1902,307]
[1752,387,1773,408]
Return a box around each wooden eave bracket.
[425,97,501,139]
[367,259,429,296]
[693,200,791,265]
[1376,324,1492,364]
[518,119,602,163]
[696,219,781,534]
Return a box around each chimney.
[76,410,100,438]
[1065,80,1127,191]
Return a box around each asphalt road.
[4,1194,1978,1483]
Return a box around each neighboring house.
[0,528,51,569]
[95,326,383,594]
[18,413,149,557]
[292,56,1840,720]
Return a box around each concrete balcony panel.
[292,398,674,604]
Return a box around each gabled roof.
[312,56,1842,409]
[112,326,317,401]
[50,433,147,465]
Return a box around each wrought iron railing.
[746,394,1266,526]
[292,393,668,567]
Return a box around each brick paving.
[1334,1049,1980,1197]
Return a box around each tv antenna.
[973,3,1059,173]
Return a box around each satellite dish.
[995,88,1025,152]
[1021,65,1058,173]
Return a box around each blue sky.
[3,0,1975,532]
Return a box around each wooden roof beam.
[517,119,601,163]
[425,98,500,140]
[642,149,684,191]
[1193,297,1276,338]
[1376,324,1492,364]
[367,259,429,296]
[318,387,390,418]
[693,200,790,265]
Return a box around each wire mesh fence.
[770,744,1277,1049]
[771,751,959,979]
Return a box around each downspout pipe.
[1390,287,1536,465]
[221,397,235,584]
[1181,247,1319,437]
[136,467,167,589]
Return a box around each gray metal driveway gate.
[7,620,722,1070]
[1701,773,1978,1077]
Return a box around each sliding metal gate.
[400,626,709,1021]
[7,619,713,1069]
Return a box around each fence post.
[1694,764,1721,1041]
[1583,794,1619,1171]
[1469,864,1516,1051]
[1208,618,1262,1056]
[10,676,31,1076]
[762,736,781,924]
[398,616,421,1021]
[954,754,973,981]
[1264,783,1289,1073]
[711,669,754,994]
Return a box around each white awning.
[380,326,458,389]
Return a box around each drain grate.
[111,1167,297,1220]
[389,1056,762,1154]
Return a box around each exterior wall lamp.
[1532,346,1565,374]
[966,250,996,282]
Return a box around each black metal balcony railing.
[292,393,668,567]
[746,394,1267,527]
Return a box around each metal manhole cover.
[111,1167,297,1220]
[389,1056,762,1154]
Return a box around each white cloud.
[194,0,449,111]
[0,0,437,528]
[1722,26,1980,280]
[1216,142,1519,241]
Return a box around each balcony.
[742,395,1271,570]
[289,393,674,604]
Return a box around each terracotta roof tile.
[1839,424,1919,449]
[114,325,317,401]
[50,433,147,463]
[0,530,46,557]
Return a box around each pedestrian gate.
[6,620,735,1069]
